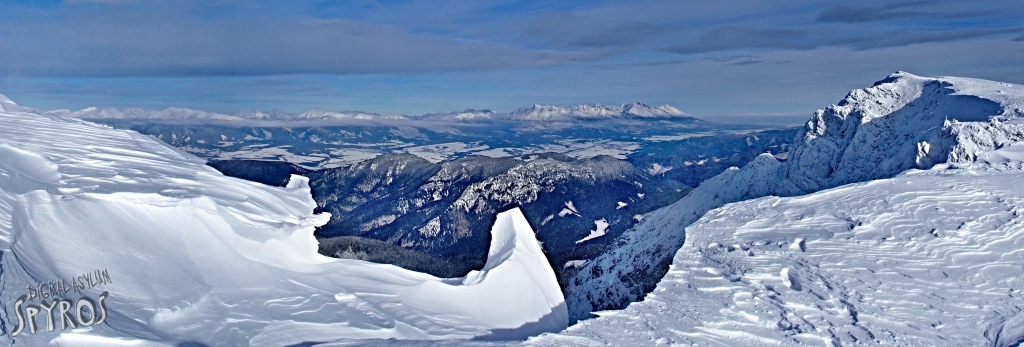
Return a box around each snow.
[9,70,1024,345]
[214,145,327,166]
[0,98,567,345]
[474,140,640,160]
[529,162,1024,346]
[505,102,695,121]
[647,163,672,175]
[558,201,580,217]
[566,72,1024,322]
[296,108,407,121]
[563,260,588,269]
[642,132,716,142]
[418,109,497,121]
[575,219,610,244]
[403,142,490,163]
[49,102,695,124]
[49,106,241,121]
[322,148,384,168]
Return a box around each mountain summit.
[505,102,693,121]
[567,71,1024,321]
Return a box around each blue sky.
[0,0,1022,120]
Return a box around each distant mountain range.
[48,102,701,122]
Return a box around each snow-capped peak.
[505,102,694,121]
[233,108,275,120]
[0,93,26,113]
[296,108,408,121]
[566,72,1024,321]
[417,108,498,121]
[0,93,15,105]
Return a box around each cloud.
[0,6,592,77]
[666,27,813,54]
[706,55,764,65]
[63,0,134,4]
[667,26,1021,54]
[844,28,1023,50]
[564,22,669,48]
[1015,35,1024,42]
[508,10,672,50]
[816,3,928,23]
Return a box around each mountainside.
[566,72,1024,320]
[527,152,1024,346]
[205,127,793,285]
[0,95,567,345]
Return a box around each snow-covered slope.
[529,157,1024,346]
[0,95,567,345]
[505,102,695,121]
[566,72,1024,320]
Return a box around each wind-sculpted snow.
[0,96,567,345]
[526,161,1024,346]
[567,72,1024,320]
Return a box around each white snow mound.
[0,103,566,345]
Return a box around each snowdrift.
[0,97,567,345]
[567,72,1024,320]
[533,150,1024,346]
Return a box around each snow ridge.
[535,164,1024,346]
[505,102,693,121]
[0,101,567,345]
[565,72,1024,321]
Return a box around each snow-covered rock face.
[0,104,566,344]
[786,71,1024,193]
[565,72,1024,321]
